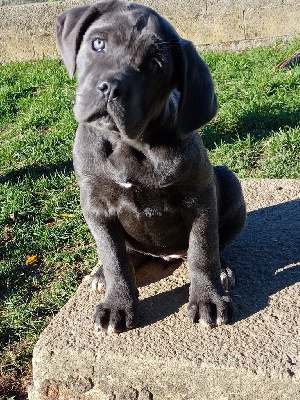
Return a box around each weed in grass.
[0,40,299,398]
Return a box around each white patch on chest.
[119,182,133,188]
[161,253,187,262]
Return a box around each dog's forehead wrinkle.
[85,25,110,38]
[88,9,163,46]
[123,5,159,32]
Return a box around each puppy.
[56,0,246,334]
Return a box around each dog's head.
[56,0,217,138]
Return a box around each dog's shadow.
[137,199,300,327]
[225,198,300,322]
[133,258,188,328]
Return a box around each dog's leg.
[83,212,139,334]
[214,166,246,251]
[212,166,245,293]
[186,196,234,328]
[91,250,148,293]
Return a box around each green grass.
[202,40,300,177]
[0,40,299,398]
[0,59,97,399]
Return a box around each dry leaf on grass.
[25,255,38,266]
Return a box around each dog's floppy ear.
[56,5,97,78]
[176,39,218,134]
[56,1,119,78]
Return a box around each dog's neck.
[86,123,187,189]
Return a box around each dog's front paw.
[93,292,139,334]
[187,282,233,328]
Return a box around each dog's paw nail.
[220,263,236,292]
[216,316,227,326]
[107,324,118,335]
[91,279,98,292]
[92,278,104,293]
[199,319,214,329]
[94,325,104,335]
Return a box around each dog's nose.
[98,81,109,94]
[98,80,120,101]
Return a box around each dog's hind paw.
[220,258,236,292]
[91,264,106,293]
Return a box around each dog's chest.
[104,140,182,189]
[73,131,200,220]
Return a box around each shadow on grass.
[0,160,74,184]
[138,199,300,326]
[202,106,300,150]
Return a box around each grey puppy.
[56,0,246,334]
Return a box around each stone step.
[28,179,300,400]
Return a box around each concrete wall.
[0,0,299,63]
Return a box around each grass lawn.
[0,39,299,399]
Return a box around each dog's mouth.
[74,93,119,130]
[101,110,114,123]
[82,108,120,132]
[74,94,145,138]
[100,110,121,132]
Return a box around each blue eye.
[151,58,163,72]
[92,39,106,52]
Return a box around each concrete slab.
[28,179,300,400]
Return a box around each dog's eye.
[92,39,106,52]
[150,58,163,73]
